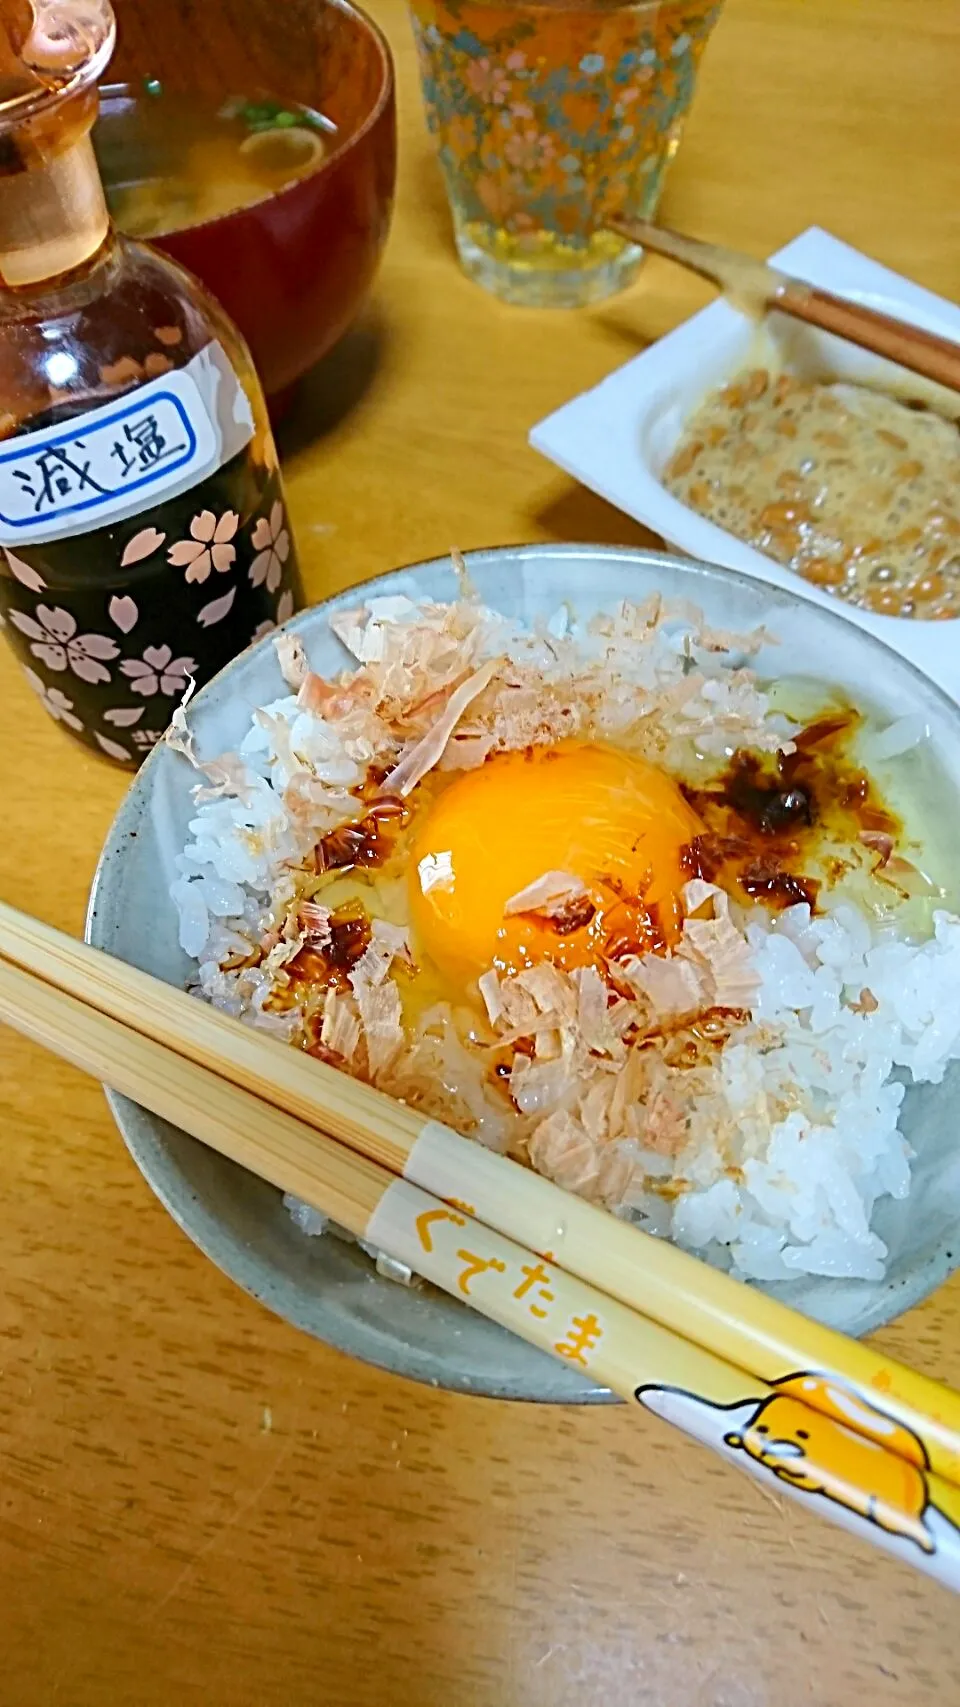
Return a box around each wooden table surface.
[3,0,960,1700]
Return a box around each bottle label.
[0,342,254,546]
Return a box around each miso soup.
[94,82,336,239]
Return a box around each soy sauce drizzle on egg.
[680,710,902,911]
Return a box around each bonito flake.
[172,583,895,1243]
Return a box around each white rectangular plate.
[530,228,960,699]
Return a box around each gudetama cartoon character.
[725,1374,933,1554]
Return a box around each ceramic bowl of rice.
[87,546,960,1401]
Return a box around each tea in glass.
[410,0,723,307]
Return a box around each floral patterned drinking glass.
[410,0,723,307]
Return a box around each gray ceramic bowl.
[87,546,960,1400]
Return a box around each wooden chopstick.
[607,218,960,398]
[3,945,960,1589]
[3,898,960,1488]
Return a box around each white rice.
[659,904,960,1283]
[168,596,960,1288]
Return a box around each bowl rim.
[98,0,395,242]
[86,543,960,1400]
[104,539,960,749]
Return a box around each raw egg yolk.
[408,741,703,988]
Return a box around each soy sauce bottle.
[0,0,303,767]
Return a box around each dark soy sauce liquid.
[0,236,303,767]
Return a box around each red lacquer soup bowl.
[103,0,396,400]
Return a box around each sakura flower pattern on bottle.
[0,301,305,770]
